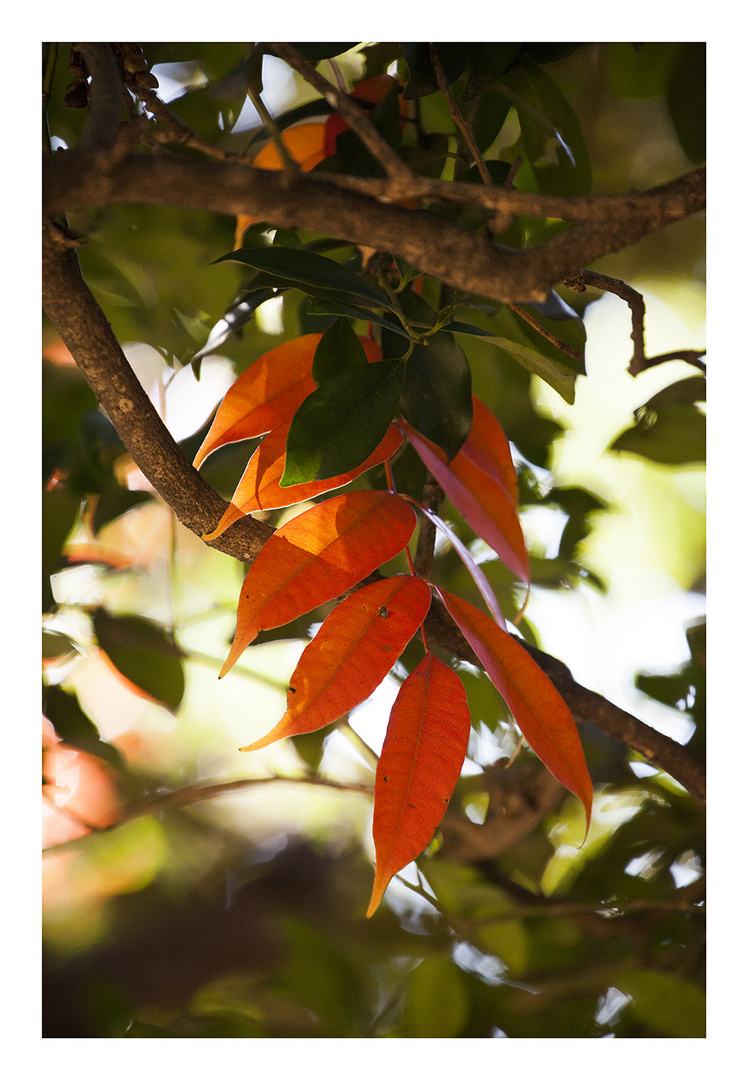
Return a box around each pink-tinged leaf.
[416,504,506,630]
[204,422,404,540]
[461,395,519,506]
[193,335,382,468]
[367,652,471,917]
[400,409,529,584]
[241,575,432,752]
[436,589,593,830]
[220,490,417,677]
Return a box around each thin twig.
[42,773,375,855]
[508,302,584,361]
[565,268,647,373]
[429,43,493,186]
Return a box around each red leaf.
[220,490,417,677]
[194,336,382,468]
[400,403,529,583]
[367,652,471,917]
[240,575,432,752]
[462,395,519,506]
[204,422,403,540]
[436,589,593,829]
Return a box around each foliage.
[42,41,705,1039]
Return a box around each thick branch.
[41,219,272,564]
[43,149,705,305]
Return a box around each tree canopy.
[42,42,705,1040]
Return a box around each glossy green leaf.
[215,247,396,311]
[312,318,369,385]
[281,358,405,485]
[399,333,472,460]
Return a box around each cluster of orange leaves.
[193,333,593,916]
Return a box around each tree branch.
[41,219,272,564]
[43,148,705,306]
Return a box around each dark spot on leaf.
[378,606,390,618]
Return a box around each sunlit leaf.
[205,422,404,536]
[367,652,471,916]
[400,407,529,584]
[193,335,382,468]
[241,575,432,751]
[282,358,405,485]
[436,589,593,828]
[220,490,418,677]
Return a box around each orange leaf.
[220,490,417,677]
[205,422,404,540]
[252,122,328,172]
[241,575,432,752]
[367,652,471,917]
[401,411,529,583]
[194,336,382,469]
[436,589,593,829]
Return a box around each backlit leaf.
[194,335,382,468]
[400,406,529,584]
[436,590,593,828]
[204,421,404,538]
[281,358,405,485]
[367,652,471,916]
[241,575,432,751]
[220,490,417,677]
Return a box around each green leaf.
[616,970,706,1038]
[306,298,414,338]
[401,43,469,99]
[312,318,369,385]
[281,358,405,484]
[215,247,396,311]
[667,43,706,163]
[43,683,125,769]
[450,322,577,404]
[92,609,185,711]
[500,61,592,194]
[610,403,705,465]
[398,333,473,460]
[331,82,403,178]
